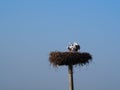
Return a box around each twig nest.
[49,51,92,66]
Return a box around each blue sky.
[0,0,120,90]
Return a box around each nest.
[49,51,92,66]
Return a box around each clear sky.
[0,0,120,90]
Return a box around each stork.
[67,42,80,52]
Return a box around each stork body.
[67,42,80,52]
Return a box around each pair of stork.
[67,42,80,52]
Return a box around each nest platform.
[49,51,92,66]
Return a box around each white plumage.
[67,42,80,52]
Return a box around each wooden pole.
[68,65,74,90]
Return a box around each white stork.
[67,42,80,52]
